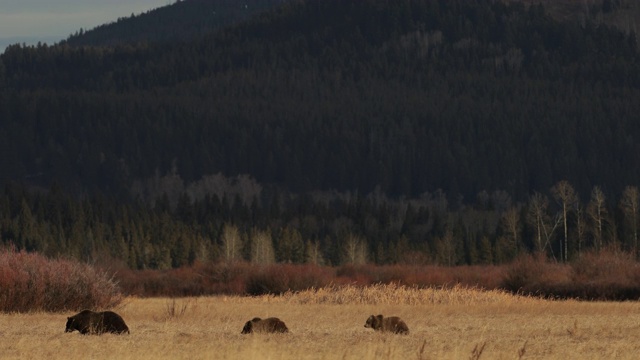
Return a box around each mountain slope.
[1,0,639,202]
[61,0,286,47]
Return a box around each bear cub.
[364,314,409,334]
[241,317,289,334]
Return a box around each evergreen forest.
[1,0,640,271]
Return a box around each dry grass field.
[1,284,640,359]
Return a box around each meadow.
[1,284,639,360]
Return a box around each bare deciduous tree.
[551,181,577,262]
[620,186,640,256]
[587,186,607,251]
[435,229,458,266]
[502,206,521,256]
[527,192,548,253]
[305,240,324,266]
[574,202,586,256]
[342,233,368,265]
[221,223,243,263]
[250,228,275,265]
[527,192,561,260]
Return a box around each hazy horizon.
[0,35,61,52]
[0,0,172,52]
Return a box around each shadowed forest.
[2,0,640,297]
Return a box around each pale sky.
[0,0,173,50]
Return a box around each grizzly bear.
[364,314,409,334]
[65,310,130,335]
[241,317,289,334]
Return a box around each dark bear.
[364,314,409,334]
[65,310,130,335]
[241,317,289,334]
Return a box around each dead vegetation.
[1,286,639,359]
[275,283,545,306]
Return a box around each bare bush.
[245,264,332,295]
[501,253,570,296]
[153,298,196,321]
[502,250,640,300]
[0,248,122,312]
[111,252,640,300]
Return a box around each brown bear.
[364,314,409,334]
[65,310,130,335]
[241,317,289,334]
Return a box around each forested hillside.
[1,0,640,268]
[62,0,286,47]
[2,0,639,200]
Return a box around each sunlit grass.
[1,285,640,359]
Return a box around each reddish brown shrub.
[335,265,374,285]
[245,264,333,295]
[0,248,122,312]
[564,249,640,300]
[112,251,640,300]
[500,251,640,300]
[335,264,504,290]
[571,249,638,284]
[448,265,506,290]
[115,262,235,297]
[501,253,571,296]
[115,263,334,297]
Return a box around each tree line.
[1,178,639,270]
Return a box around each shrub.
[501,251,640,300]
[0,248,123,312]
[112,251,640,300]
[566,250,640,300]
[115,262,246,297]
[335,264,505,290]
[501,253,570,296]
[571,249,638,284]
[116,262,334,296]
[245,264,332,295]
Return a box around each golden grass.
[279,283,543,305]
[2,285,640,359]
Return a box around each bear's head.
[364,315,383,329]
[241,320,253,334]
[241,317,263,334]
[65,317,79,333]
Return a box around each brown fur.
[364,314,409,334]
[65,310,130,335]
[241,317,289,334]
